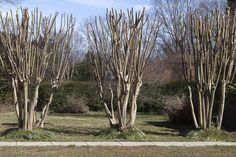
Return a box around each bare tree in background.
[0,8,75,130]
[88,8,161,131]
[228,0,236,13]
[151,0,226,82]
[64,31,81,82]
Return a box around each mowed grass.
[0,146,236,157]
[1,112,236,141]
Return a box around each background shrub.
[160,80,188,96]
[1,79,191,115]
[57,95,89,113]
[223,84,236,131]
[38,81,102,113]
[163,95,193,124]
[137,82,164,113]
[160,81,196,125]
[37,81,166,113]
[0,77,14,112]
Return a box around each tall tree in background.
[228,0,236,13]
[152,0,226,82]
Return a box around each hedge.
[37,81,170,113]
[37,81,102,113]
[0,80,187,114]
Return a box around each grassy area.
[0,112,236,141]
[0,146,236,157]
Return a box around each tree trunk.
[12,78,19,121]
[97,83,117,128]
[108,83,116,127]
[202,96,206,129]
[117,79,123,130]
[197,89,203,127]
[103,102,117,127]
[188,86,199,128]
[23,82,28,130]
[129,80,142,128]
[207,88,217,129]
[28,85,39,130]
[37,92,54,128]
[217,81,226,130]
[120,82,131,131]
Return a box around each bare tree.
[0,8,75,130]
[153,0,234,130]
[180,10,236,130]
[88,8,161,131]
[152,0,227,82]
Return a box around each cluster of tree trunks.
[0,0,236,132]
[88,9,161,131]
[154,0,236,130]
[0,8,75,130]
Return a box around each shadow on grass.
[44,124,101,136]
[1,123,18,127]
[49,113,107,119]
[144,121,194,137]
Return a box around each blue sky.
[2,0,152,26]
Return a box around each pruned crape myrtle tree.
[87,8,161,131]
[155,0,235,130]
[180,10,236,130]
[0,8,75,130]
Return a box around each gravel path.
[0,142,236,147]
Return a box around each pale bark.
[178,10,236,130]
[12,78,19,120]
[217,81,226,130]
[197,89,203,127]
[28,85,39,130]
[129,79,142,128]
[98,83,117,127]
[23,82,28,130]
[88,8,160,131]
[188,86,199,128]
[37,92,54,128]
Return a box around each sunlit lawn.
[0,112,236,142]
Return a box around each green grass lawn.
[0,112,236,141]
[0,146,236,157]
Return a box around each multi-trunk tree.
[0,8,75,130]
[155,0,236,130]
[180,10,236,130]
[87,8,161,131]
